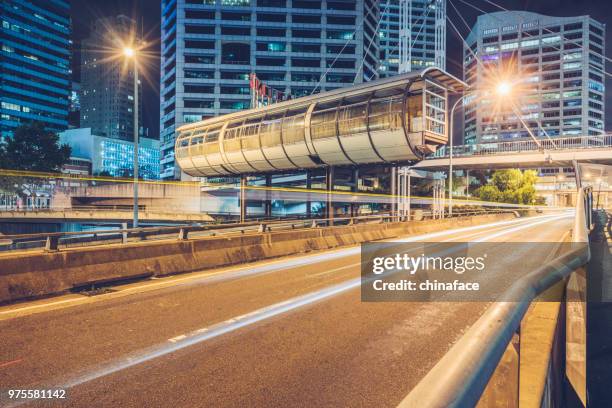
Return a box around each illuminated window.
[563,62,581,70]
[500,42,518,50]
[542,36,561,44]
[221,0,250,5]
[520,39,539,48]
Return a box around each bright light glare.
[123,47,135,58]
[496,81,511,96]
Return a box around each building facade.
[59,128,161,180]
[0,0,71,138]
[379,0,445,77]
[463,11,606,144]
[160,0,379,180]
[80,15,143,141]
[378,0,401,77]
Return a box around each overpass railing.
[0,209,517,254]
[429,133,612,159]
[398,186,592,407]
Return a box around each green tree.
[0,122,71,204]
[475,169,540,205]
[474,184,501,202]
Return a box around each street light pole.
[446,81,513,216]
[133,59,139,228]
[448,95,465,218]
[123,46,139,228]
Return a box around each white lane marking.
[308,263,360,278]
[0,297,85,314]
[0,214,562,317]
[168,335,187,343]
[47,214,566,390]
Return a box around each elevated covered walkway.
[175,68,465,177]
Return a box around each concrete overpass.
[414,134,612,170]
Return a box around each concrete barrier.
[0,213,517,304]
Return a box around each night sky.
[71,0,612,137]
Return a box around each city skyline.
[71,0,612,140]
[1,3,611,406]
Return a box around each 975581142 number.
[7,389,67,400]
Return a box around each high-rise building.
[160,0,379,180]
[379,0,446,77]
[80,15,143,141]
[463,11,606,144]
[0,0,71,138]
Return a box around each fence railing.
[0,209,516,253]
[430,134,612,159]
[0,205,149,213]
[397,186,592,407]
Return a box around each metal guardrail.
[0,209,515,253]
[0,205,148,212]
[397,187,592,408]
[429,134,612,159]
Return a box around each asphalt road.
[0,213,574,408]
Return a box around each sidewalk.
[586,210,612,406]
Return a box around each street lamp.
[447,80,515,217]
[495,81,512,97]
[123,45,139,228]
[123,47,135,58]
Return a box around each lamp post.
[123,46,139,228]
[447,81,514,217]
[448,95,465,218]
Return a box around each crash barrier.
[0,212,519,304]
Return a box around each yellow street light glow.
[123,47,135,58]
[496,81,511,96]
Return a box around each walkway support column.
[240,175,247,223]
[306,170,312,219]
[391,166,397,220]
[350,168,359,218]
[326,166,334,226]
[407,169,411,221]
[264,174,272,218]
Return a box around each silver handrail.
[397,187,591,408]
[429,134,612,159]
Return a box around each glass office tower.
[379,0,446,78]
[0,0,71,138]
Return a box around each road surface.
[0,213,573,407]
